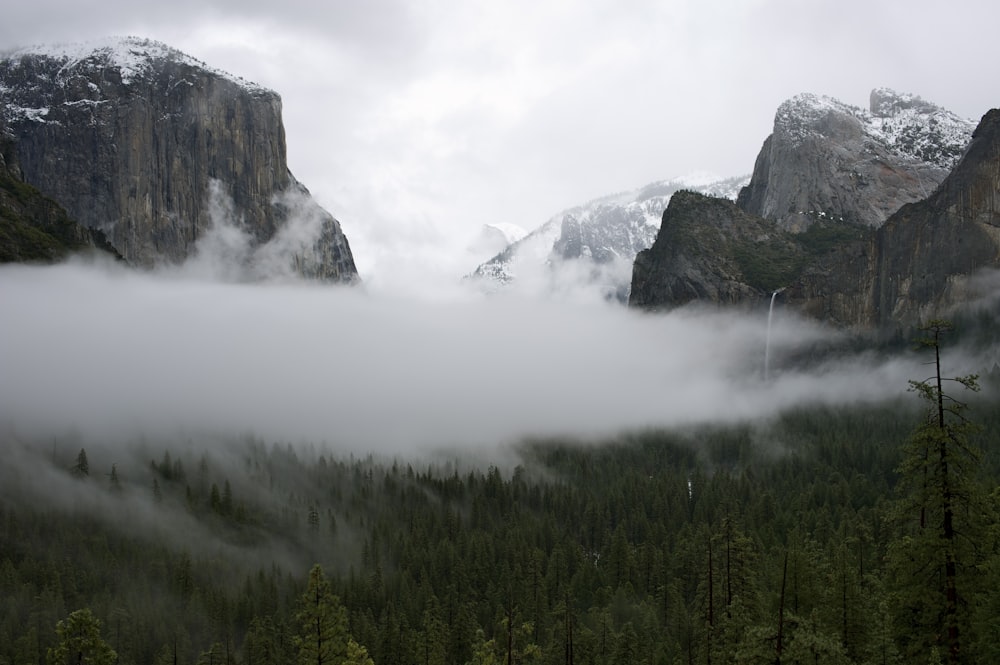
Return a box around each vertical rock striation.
[871,108,1000,328]
[0,37,357,281]
[1,132,119,262]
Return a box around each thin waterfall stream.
[764,290,779,381]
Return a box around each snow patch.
[3,36,268,93]
[467,173,751,300]
[776,89,974,169]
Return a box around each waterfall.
[764,290,778,382]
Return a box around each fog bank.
[0,258,950,456]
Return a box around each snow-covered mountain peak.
[774,88,975,169]
[467,173,750,301]
[869,87,939,116]
[775,93,851,131]
[773,89,974,169]
[2,36,267,93]
[865,88,974,169]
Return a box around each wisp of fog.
[0,255,939,458]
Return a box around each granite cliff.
[871,108,1000,326]
[629,190,868,312]
[631,92,998,334]
[1,132,118,262]
[0,37,356,281]
[782,108,1000,330]
[736,89,973,232]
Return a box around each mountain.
[631,93,999,334]
[467,174,748,301]
[0,37,357,281]
[736,88,974,231]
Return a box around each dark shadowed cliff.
[871,108,1000,326]
[0,132,118,262]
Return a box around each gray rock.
[871,108,1000,329]
[629,190,804,310]
[631,105,1000,334]
[737,90,974,231]
[0,37,357,281]
[1,133,120,262]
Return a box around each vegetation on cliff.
[0,138,117,263]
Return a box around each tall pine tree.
[889,321,983,665]
[294,564,349,665]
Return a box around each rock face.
[628,190,870,311]
[630,102,1000,334]
[780,108,1000,331]
[737,89,974,232]
[1,132,119,262]
[468,175,748,301]
[0,37,357,281]
[629,191,797,308]
[871,108,1000,327]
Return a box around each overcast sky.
[2,0,997,290]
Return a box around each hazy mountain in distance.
[467,173,749,302]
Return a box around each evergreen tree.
[72,448,89,477]
[222,480,234,516]
[108,464,123,494]
[344,638,375,665]
[889,321,983,665]
[196,641,227,665]
[47,608,117,665]
[294,564,349,665]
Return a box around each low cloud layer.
[0,256,953,458]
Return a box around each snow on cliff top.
[775,89,975,169]
[2,36,268,92]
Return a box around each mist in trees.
[2,294,1000,665]
[1,358,999,664]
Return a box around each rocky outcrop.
[737,89,974,232]
[630,106,1000,334]
[1,132,119,262]
[0,37,357,281]
[780,108,1000,331]
[871,108,1000,327]
[629,190,833,310]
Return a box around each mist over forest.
[3,245,1000,665]
[7,253,993,455]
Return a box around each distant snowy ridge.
[467,173,749,300]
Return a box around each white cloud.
[0,260,937,458]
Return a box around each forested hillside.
[2,342,999,664]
